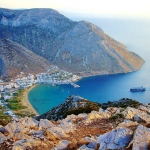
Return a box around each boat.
[130,86,146,92]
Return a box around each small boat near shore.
[130,86,146,92]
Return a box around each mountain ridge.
[0,8,145,77]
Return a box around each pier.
[70,82,80,88]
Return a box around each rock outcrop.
[37,95,101,121]
[0,97,150,149]
[0,8,144,77]
[0,38,52,79]
[132,125,150,149]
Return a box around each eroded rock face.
[0,132,6,144]
[55,140,70,150]
[0,38,52,78]
[38,119,55,130]
[12,138,54,150]
[97,127,133,150]
[132,125,150,149]
[78,144,94,150]
[117,120,138,129]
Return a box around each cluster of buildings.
[36,66,80,84]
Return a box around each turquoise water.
[29,18,150,115]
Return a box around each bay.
[29,17,150,115]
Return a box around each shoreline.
[22,84,39,115]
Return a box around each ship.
[130,86,146,92]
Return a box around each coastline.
[22,84,39,115]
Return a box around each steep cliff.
[0,38,52,79]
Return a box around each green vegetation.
[0,106,11,126]
[15,113,35,118]
[101,98,141,110]
[109,113,125,121]
[62,102,101,119]
[6,89,27,111]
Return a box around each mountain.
[0,8,144,76]
[0,38,52,79]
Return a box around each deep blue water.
[29,17,150,115]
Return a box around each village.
[0,66,81,117]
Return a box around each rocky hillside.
[0,97,150,149]
[37,95,101,121]
[0,8,144,76]
[0,38,52,79]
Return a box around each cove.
[28,18,150,115]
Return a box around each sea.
[28,16,150,115]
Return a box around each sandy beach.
[22,84,38,115]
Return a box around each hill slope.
[37,95,101,121]
[0,8,144,76]
[0,38,52,79]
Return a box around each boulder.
[45,127,68,139]
[29,130,44,138]
[60,121,76,134]
[97,127,133,149]
[132,125,150,149]
[60,115,77,134]
[78,113,88,119]
[0,126,9,135]
[5,117,39,137]
[12,138,53,150]
[105,107,121,115]
[5,122,25,137]
[0,132,7,144]
[117,120,138,129]
[55,140,70,150]
[134,113,150,123]
[87,141,98,149]
[122,107,144,119]
[38,119,55,130]
[99,108,104,113]
[138,105,148,112]
[64,114,77,122]
[13,133,30,141]
[85,111,103,123]
[21,117,39,129]
[78,144,94,150]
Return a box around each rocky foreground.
[0,97,150,149]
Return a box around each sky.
[0,0,150,18]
